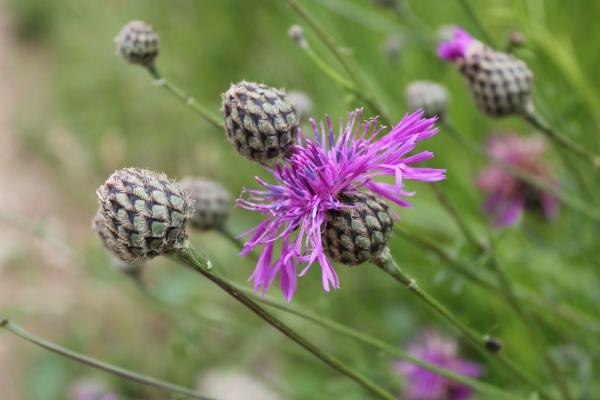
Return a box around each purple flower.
[395,331,483,400]
[437,27,479,61]
[68,379,118,400]
[238,109,445,301]
[476,134,559,227]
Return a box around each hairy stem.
[176,243,396,400]
[146,65,223,130]
[372,248,555,400]
[0,316,212,400]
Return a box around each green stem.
[220,279,526,400]
[288,0,392,124]
[444,121,600,222]
[486,255,573,400]
[454,0,497,47]
[430,184,487,252]
[146,65,223,130]
[0,316,212,400]
[372,248,555,400]
[394,224,600,336]
[523,108,600,169]
[176,243,396,400]
[218,227,244,252]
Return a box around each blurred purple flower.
[395,331,483,400]
[69,379,118,400]
[476,134,559,226]
[437,27,478,61]
[238,109,446,301]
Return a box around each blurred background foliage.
[1,0,599,399]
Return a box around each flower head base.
[476,134,559,227]
[115,20,159,67]
[395,331,483,400]
[438,27,533,117]
[238,109,445,301]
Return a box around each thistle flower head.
[476,134,559,226]
[115,20,159,67]
[438,27,533,117]
[222,81,299,162]
[395,331,483,400]
[180,176,232,230]
[238,109,445,301]
[95,168,190,263]
[405,81,449,120]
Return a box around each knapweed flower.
[115,20,159,67]
[238,109,445,301]
[476,134,559,227]
[405,81,449,120]
[180,176,232,230]
[395,331,483,400]
[438,27,533,117]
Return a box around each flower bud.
[95,168,190,263]
[222,81,299,162]
[405,81,449,120]
[286,90,313,121]
[180,177,232,230]
[461,47,533,117]
[383,34,403,62]
[115,20,159,67]
[288,25,306,47]
[322,191,393,265]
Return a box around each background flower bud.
[180,176,232,230]
[115,20,159,67]
[95,168,190,263]
[405,81,449,120]
[222,81,299,162]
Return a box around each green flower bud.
[95,168,190,263]
[222,81,299,162]
[180,177,232,230]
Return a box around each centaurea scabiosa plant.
[477,134,559,227]
[438,26,600,168]
[238,109,445,301]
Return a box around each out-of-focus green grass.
[5,0,600,399]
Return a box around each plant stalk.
[146,65,223,130]
[0,316,212,400]
[176,243,396,400]
[372,248,555,400]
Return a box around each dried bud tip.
[507,31,526,47]
[115,20,159,67]
[288,25,306,47]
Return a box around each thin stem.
[176,243,396,400]
[523,109,600,169]
[372,248,555,400]
[394,224,600,335]
[219,279,527,400]
[430,184,487,252]
[0,316,212,400]
[486,255,573,400]
[454,0,497,47]
[288,0,392,124]
[444,121,600,222]
[146,65,223,130]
